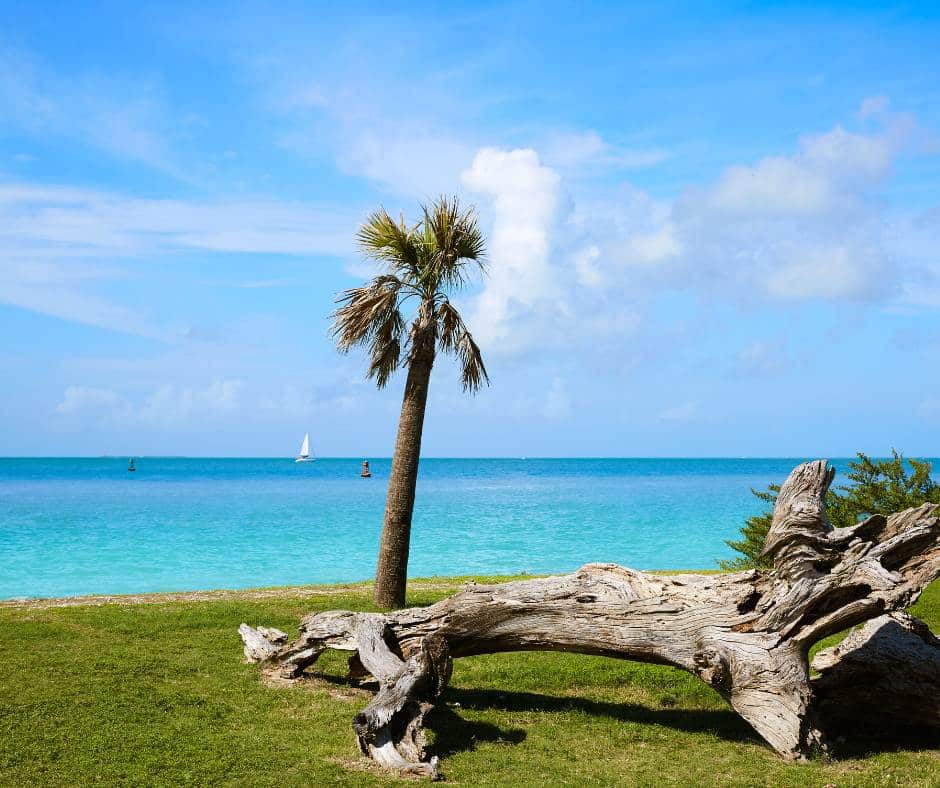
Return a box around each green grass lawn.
[2,578,939,787]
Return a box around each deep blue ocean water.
[0,457,869,599]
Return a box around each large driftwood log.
[239,461,940,776]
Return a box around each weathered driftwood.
[239,460,940,776]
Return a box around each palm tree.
[332,195,488,609]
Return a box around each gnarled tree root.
[239,461,940,777]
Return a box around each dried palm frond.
[436,300,489,392]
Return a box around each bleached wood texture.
[239,460,940,777]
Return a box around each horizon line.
[1,455,932,461]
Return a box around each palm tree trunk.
[374,333,436,609]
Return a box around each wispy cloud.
[0,180,361,336]
[0,182,357,257]
[0,44,186,179]
[541,131,669,172]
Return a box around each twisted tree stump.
[239,461,940,777]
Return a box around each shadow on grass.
[827,727,940,759]
[427,704,527,757]
[440,686,758,744]
[437,687,940,760]
[311,670,940,761]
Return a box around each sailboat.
[295,433,315,463]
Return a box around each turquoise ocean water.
[0,457,871,599]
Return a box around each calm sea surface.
[0,457,869,599]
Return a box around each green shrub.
[720,450,940,570]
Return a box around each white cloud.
[0,180,358,336]
[635,102,934,303]
[138,379,242,426]
[0,45,185,178]
[621,223,681,266]
[0,183,356,256]
[0,275,169,340]
[462,148,563,349]
[279,111,474,197]
[734,341,799,379]
[54,379,244,427]
[258,376,366,420]
[765,243,887,301]
[446,102,939,369]
[273,62,477,198]
[697,157,834,217]
[541,131,668,171]
[801,125,893,182]
[573,245,603,287]
[456,161,636,366]
[56,386,130,417]
[334,130,473,198]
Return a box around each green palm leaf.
[332,195,488,392]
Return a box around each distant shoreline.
[0,570,720,608]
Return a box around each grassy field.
[1,577,939,787]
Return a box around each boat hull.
[294,457,315,463]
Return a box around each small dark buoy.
[127,458,136,472]
[360,460,371,478]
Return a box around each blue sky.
[2,1,939,457]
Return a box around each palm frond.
[421,195,486,292]
[330,275,403,352]
[436,300,489,393]
[356,208,421,281]
[338,198,489,392]
[367,306,405,388]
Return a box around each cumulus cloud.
[573,245,603,287]
[616,101,936,303]
[56,386,130,417]
[461,148,563,350]
[452,100,939,368]
[54,379,244,427]
[620,223,681,266]
[667,139,891,299]
[459,149,647,359]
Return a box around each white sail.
[299,433,310,458]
